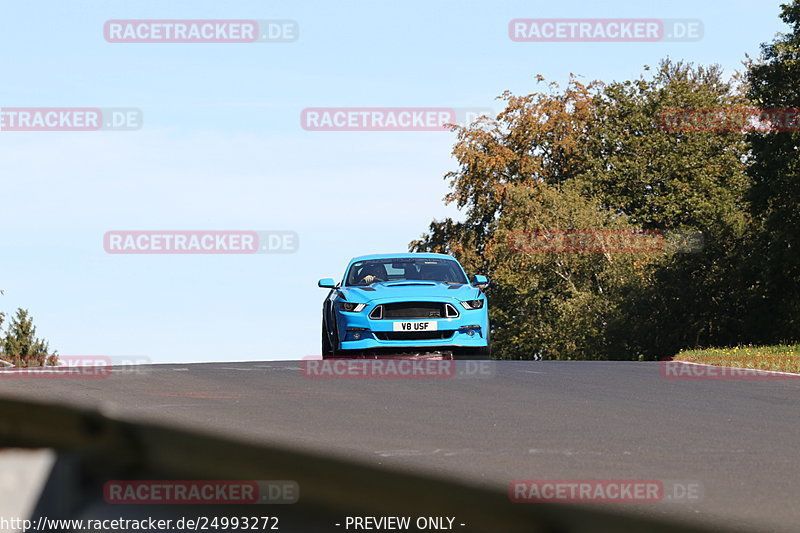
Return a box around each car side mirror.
[472,275,489,287]
[318,278,337,288]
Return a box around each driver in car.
[360,264,385,285]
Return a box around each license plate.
[393,321,438,332]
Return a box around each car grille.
[374,302,458,319]
[374,331,455,341]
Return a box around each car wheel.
[453,347,491,360]
[322,320,342,359]
[454,326,491,360]
[322,322,332,356]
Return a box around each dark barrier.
[0,397,727,533]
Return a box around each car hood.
[339,281,482,304]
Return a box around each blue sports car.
[318,253,491,359]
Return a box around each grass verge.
[674,344,800,373]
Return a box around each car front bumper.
[334,302,489,351]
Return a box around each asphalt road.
[2,360,799,533]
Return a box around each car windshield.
[346,258,468,286]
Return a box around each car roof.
[348,252,457,262]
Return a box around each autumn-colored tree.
[412,75,599,265]
[412,76,651,358]
[413,61,752,359]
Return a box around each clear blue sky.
[0,0,790,362]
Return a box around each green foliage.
[745,0,800,340]
[1,308,58,367]
[585,61,753,359]
[485,184,646,359]
[412,57,765,360]
[584,61,750,233]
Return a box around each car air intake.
[380,302,458,319]
[374,331,455,341]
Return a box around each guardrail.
[0,396,729,533]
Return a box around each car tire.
[322,319,343,359]
[454,326,491,360]
[322,322,332,356]
[453,347,491,360]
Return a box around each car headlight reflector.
[460,299,484,310]
[340,302,367,312]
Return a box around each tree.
[482,183,649,359]
[411,77,615,358]
[585,61,753,358]
[2,308,58,367]
[0,310,4,359]
[412,75,599,267]
[412,61,752,360]
[745,0,800,342]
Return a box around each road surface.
[2,360,799,532]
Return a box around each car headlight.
[461,299,484,310]
[340,302,367,312]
